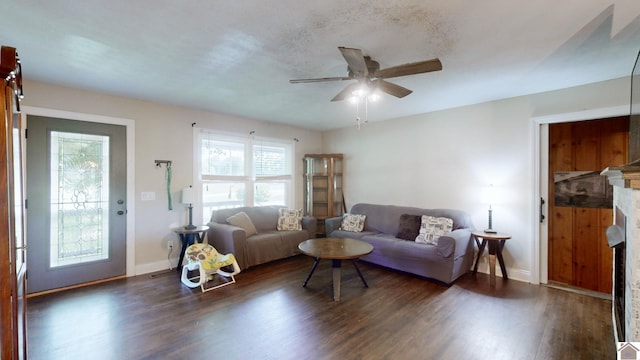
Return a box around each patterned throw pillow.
[340,213,366,232]
[415,215,453,245]
[277,208,303,231]
[396,214,422,240]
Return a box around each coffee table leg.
[352,260,368,288]
[302,258,321,287]
[332,259,342,301]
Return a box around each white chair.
[180,243,240,293]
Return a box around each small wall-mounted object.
[155,159,173,210]
[155,160,172,168]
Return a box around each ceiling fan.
[289,46,442,102]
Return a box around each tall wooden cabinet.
[303,154,344,236]
[0,46,27,360]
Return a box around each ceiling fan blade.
[374,58,442,79]
[338,46,368,77]
[330,82,361,102]
[375,79,413,98]
[290,76,352,83]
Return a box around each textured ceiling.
[1,1,640,130]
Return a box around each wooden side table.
[472,231,511,285]
[173,225,209,270]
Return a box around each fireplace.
[602,163,640,342]
[607,206,626,340]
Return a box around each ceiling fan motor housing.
[348,56,380,78]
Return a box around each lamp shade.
[181,186,196,204]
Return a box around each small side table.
[173,225,210,270]
[472,231,511,285]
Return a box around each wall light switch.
[141,192,156,201]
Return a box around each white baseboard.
[473,262,531,283]
[134,256,181,276]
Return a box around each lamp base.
[484,228,497,234]
[184,205,196,230]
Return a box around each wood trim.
[26,275,127,298]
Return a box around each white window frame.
[194,129,295,223]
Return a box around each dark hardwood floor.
[26,255,615,360]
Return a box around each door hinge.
[24,128,27,139]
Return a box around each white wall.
[21,79,323,275]
[21,76,631,282]
[321,77,631,283]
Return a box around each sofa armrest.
[302,216,317,238]
[207,222,248,268]
[437,228,473,258]
[324,216,343,236]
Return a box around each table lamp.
[182,186,197,230]
[485,184,497,233]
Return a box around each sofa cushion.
[226,211,258,236]
[415,215,453,245]
[396,214,422,241]
[277,208,303,231]
[340,213,367,232]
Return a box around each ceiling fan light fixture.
[348,83,381,103]
[352,85,368,98]
[367,91,381,102]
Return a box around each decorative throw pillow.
[226,211,257,236]
[396,214,422,240]
[277,208,303,231]
[340,213,366,232]
[415,215,453,245]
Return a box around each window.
[197,131,294,222]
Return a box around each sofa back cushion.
[211,206,283,232]
[349,203,474,235]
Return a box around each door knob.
[117,210,125,215]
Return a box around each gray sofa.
[325,203,475,284]
[207,206,317,270]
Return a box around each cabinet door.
[0,46,27,360]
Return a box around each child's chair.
[180,243,240,293]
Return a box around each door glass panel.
[50,131,109,267]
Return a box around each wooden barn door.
[548,117,628,293]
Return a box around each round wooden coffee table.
[298,237,374,301]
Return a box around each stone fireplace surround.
[602,161,640,342]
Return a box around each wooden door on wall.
[548,117,628,293]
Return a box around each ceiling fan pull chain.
[365,97,369,124]
[355,101,360,130]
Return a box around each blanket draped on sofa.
[207,206,317,270]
